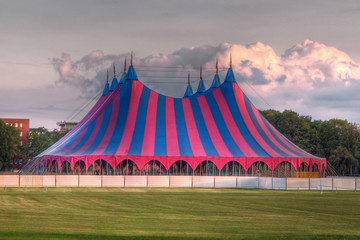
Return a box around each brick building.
[0,118,30,170]
[0,118,30,146]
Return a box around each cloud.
[51,51,127,97]
[51,40,360,123]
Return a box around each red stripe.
[141,91,158,156]
[197,95,232,157]
[232,83,281,157]
[166,97,180,156]
[69,111,105,155]
[92,91,121,155]
[182,99,206,156]
[56,126,88,155]
[212,88,256,156]
[266,117,314,158]
[250,104,302,157]
[116,81,143,155]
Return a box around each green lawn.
[0,188,358,239]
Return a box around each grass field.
[0,188,358,240]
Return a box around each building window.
[15,123,18,127]
[20,123,23,128]
[20,132,23,137]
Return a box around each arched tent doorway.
[115,159,140,175]
[49,160,59,174]
[61,161,72,174]
[74,160,86,174]
[273,161,296,177]
[246,161,272,177]
[220,161,245,176]
[141,160,167,175]
[88,159,114,175]
[299,162,310,172]
[194,160,219,176]
[169,160,193,176]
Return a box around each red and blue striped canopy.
[24,65,326,173]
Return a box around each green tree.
[260,109,322,156]
[260,110,360,175]
[0,120,20,170]
[22,128,68,160]
[329,146,358,176]
[318,119,360,160]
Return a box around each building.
[0,118,30,170]
[57,121,78,133]
[0,118,29,146]
[20,58,326,176]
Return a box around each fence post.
[354,178,357,192]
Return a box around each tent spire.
[124,56,127,72]
[113,64,116,78]
[200,65,203,80]
[102,70,110,96]
[216,58,218,74]
[124,52,138,81]
[131,51,133,66]
[230,53,232,69]
[183,71,193,98]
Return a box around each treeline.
[260,110,360,175]
[0,121,67,171]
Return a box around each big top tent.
[20,56,326,176]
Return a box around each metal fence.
[0,175,358,190]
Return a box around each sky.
[1,0,360,129]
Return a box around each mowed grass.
[0,188,358,240]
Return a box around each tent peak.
[184,72,193,97]
[125,65,138,81]
[124,56,127,72]
[102,70,110,96]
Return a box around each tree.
[318,119,360,160]
[260,109,322,156]
[329,146,358,176]
[21,127,68,160]
[0,120,20,170]
[260,109,360,175]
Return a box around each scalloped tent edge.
[20,64,326,175]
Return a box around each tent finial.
[216,58,218,74]
[113,63,116,78]
[230,53,232,69]
[131,51,133,66]
[124,56,127,72]
[188,72,190,85]
[106,69,109,83]
[200,65,203,80]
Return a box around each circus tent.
[20,58,326,175]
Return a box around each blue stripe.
[204,93,244,157]
[80,101,114,155]
[243,94,292,157]
[154,95,167,156]
[189,97,219,156]
[53,130,83,154]
[174,98,193,156]
[221,83,270,157]
[259,114,310,157]
[63,119,97,155]
[128,86,149,155]
[102,80,132,155]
